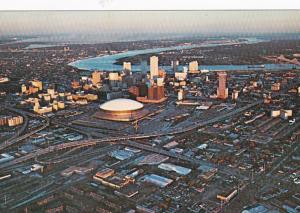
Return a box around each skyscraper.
[92,71,101,85]
[171,60,179,73]
[150,56,158,79]
[123,62,131,72]
[217,72,228,100]
[147,85,165,100]
[189,61,199,73]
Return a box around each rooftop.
[99,98,144,112]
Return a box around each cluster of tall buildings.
[172,60,200,74]
[21,80,43,95]
[33,97,65,114]
[19,81,68,114]
[75,56,221,105]
[20,78,99,114]
[172,60,202,85]
[31,89,98,114]
[19,55,236,116]
[128,56,166,103]
[0,115,24,127]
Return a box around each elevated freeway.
[0,107,50,151]
[0,100,263,170]
[1,106,29,142]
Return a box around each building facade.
[217,72,228,100]
[150,56,158,79]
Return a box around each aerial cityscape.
[0,11,300,213]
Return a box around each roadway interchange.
[0,105,50,151]
[1,106,29,142]
[0,99,263,171]
[1,145,120,210]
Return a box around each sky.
[0,11,299,42]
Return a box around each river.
[68,38,299,72]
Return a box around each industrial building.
[140,174,173,188]
[158,163,191,176]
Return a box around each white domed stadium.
[99,98,144,112]
[94,98,149,122]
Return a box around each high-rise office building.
[92,71,101,85]
[123,62,132,72]
[171,60,179,73]
[150,56,158,79]
[189,61,198,73]
[217,72,228,100]
[147,86,155,100]
[137,83,166,103]
[147,85,165,100]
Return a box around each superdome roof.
[99,98,144,112]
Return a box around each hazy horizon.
[1,11,300,43]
